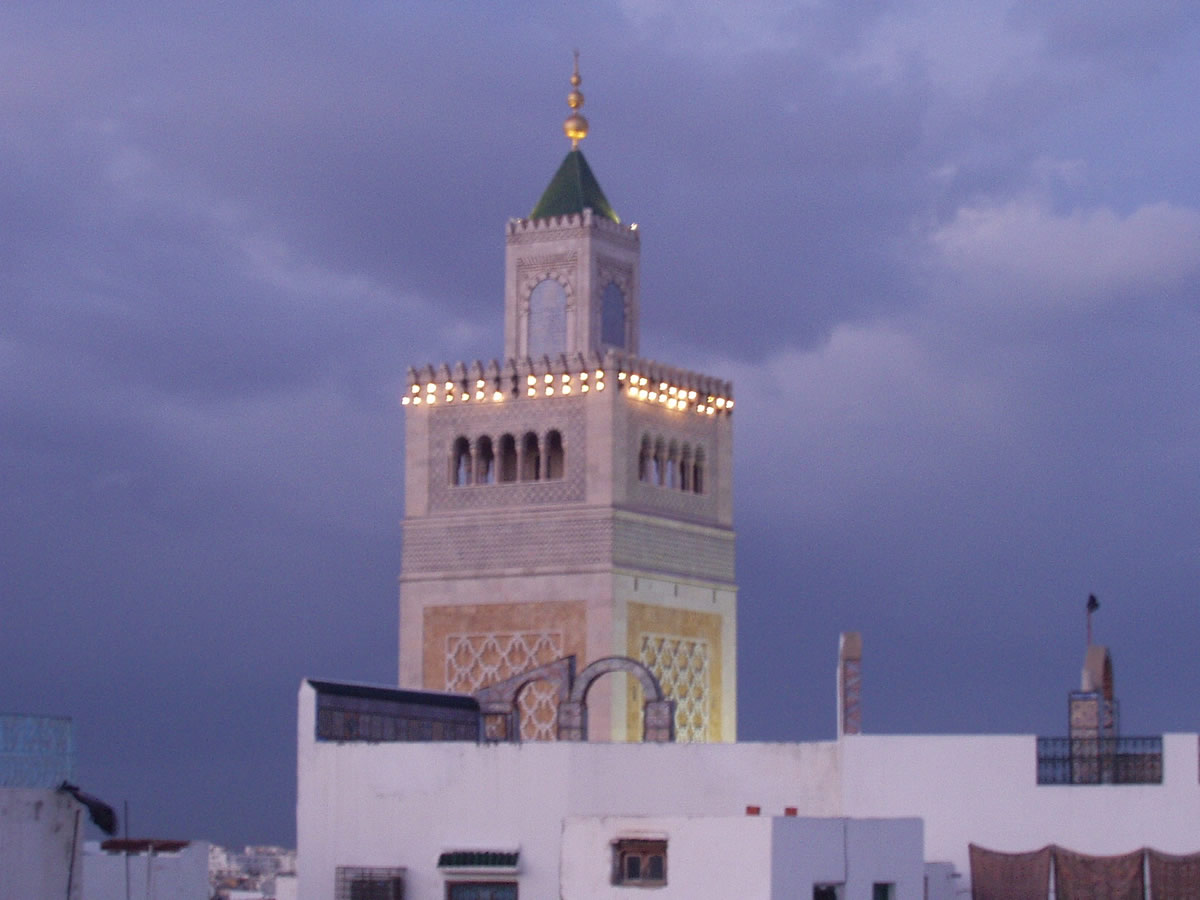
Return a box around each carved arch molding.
[473,654,675,743]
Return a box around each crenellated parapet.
[506,209,639,245]
[403,349,732,417]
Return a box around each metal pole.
[66,808,81,899]
[124,800,131,900]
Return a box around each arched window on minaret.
[545,430,565,479]
[692,447,705,494]
[528,278,567,356]
[498,434,518,483]
[666,441,679,488]
[521,432,541,481]
[475,436,495,485]
[638,435,651,482]
[652,437,665,486]
[451,437,471,486]
[679,444,692,491]
[601,281,626,349]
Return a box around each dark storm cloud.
[2,0,1198,847]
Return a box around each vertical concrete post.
[643,700,675,743]
[558,701,586,741]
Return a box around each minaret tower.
[399,59,737,742]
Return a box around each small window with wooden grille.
[335,866,404,900]
[612,839,667,887]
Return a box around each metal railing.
[1036,736,1163,785]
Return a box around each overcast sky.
[2,2,1197,848]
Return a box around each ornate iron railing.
[1037,736,1163,784]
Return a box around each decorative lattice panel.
[640,634,710,742]
[446,631,564,741]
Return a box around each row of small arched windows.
[451,431,565,486]
[638,436,705,494]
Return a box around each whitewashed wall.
[561,816,774,899]
[296,682,839,900]
[0,788,82,900]
[560,815,923,900]
[298,681,1200,899]
[840,733,1200,882]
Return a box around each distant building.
[209,842,296,899]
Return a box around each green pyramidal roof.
[529,149,620,223]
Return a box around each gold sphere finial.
[564,50,588,149]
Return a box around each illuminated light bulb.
[659,382,667,391]
[476,379,485,388]
[618,372,627,381]
[545,386,554,396]
[595,369,604,379]
[596,381,604,391]
[445,381,453,390]
[658,394,667,403]
[527,388,536,397]
[638,389,648,400]
[426,383,436,393]
[401,397,410,406]
[446,394,453,402]
[427,395,436,404]
[562,384,572,394]
[544,373,553,384]
[460,393,469,401]
[492,391,504,402]
[475,391,484,400]
[580,372,589,380]
[641,376,649,386]
[706,407,715,415]
[628,386,637,397]
[668,386,677,396]
[667,399,677,410]
[581,383,589,393]
[726,400,734,410]
[561,373,570,383]
[648,391,658,401]
[688,390,697,401]
[716,398,725,409]
[527,375,536,386]
[413,397,421,406]
[411,385,420,394]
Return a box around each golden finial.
[564,50,588,149]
